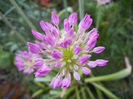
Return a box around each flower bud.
[40,20,53,34]
[69,12,77,25]
[51,11,59,26]
[88,61,97,68]
[55,61,62,67]
[67,28,75,37]
[53,78,62,89]
[87,38,97,50]
[96,59,109,66]
[33,57,43,68]
[32,30,43,40]
[27,42,40,54]
[86,28,99,41]
[51,27,59,37]
[73,71,80,80]
[61,78,71,89]
[64,19,70,32]
[35,41,45,49]
[34,65,51,77]
[79,14,93,31]
[60,39,72,48]
[51,50,63,60]
[93,46,105,54]
[74,45,81,55]
[79,55,91,64]
[81,67,91,75]
[43,35,55,46]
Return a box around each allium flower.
[96,0,111,6]
[15,51,43,74]
[14,11,109,89]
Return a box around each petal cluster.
[14,11,109,89]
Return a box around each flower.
[14,51,43,74]
[14,11,109,89]
[96,0,111,6]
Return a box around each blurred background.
[0,0,133,99]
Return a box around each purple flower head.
[34,65,51,77]
[51,11,59,26]
[81,67,91,75]
[15,12,109,89]
[93,46,105,54]
[69,12,77,25]
[96,59,109,66]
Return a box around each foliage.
[0,0,133,99]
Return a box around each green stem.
[85,87,95,99]
[92,83,119,99]
[0,11,26,43]
[96,6,101,30]
[89,73,103,99]
[75,86,80,99]
[63,86,75,99]
[78,0,84,21]
[81,87,86,99]
[63,0,68,17]
[95,87,103,99]
[85,65,131,83]
[10,0,37,30]
[32,87,50,98]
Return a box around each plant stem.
[85,60,132,83]
[96,6,101,30]
[86,87,95,99]
[78,0,84,21]
[92,83,119,99]
[63,0,68,17]
[0,11,26,43]
[10,0,37,30]
[75,86,80,99]
[81,87,86,99]
[63,86,75,99]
